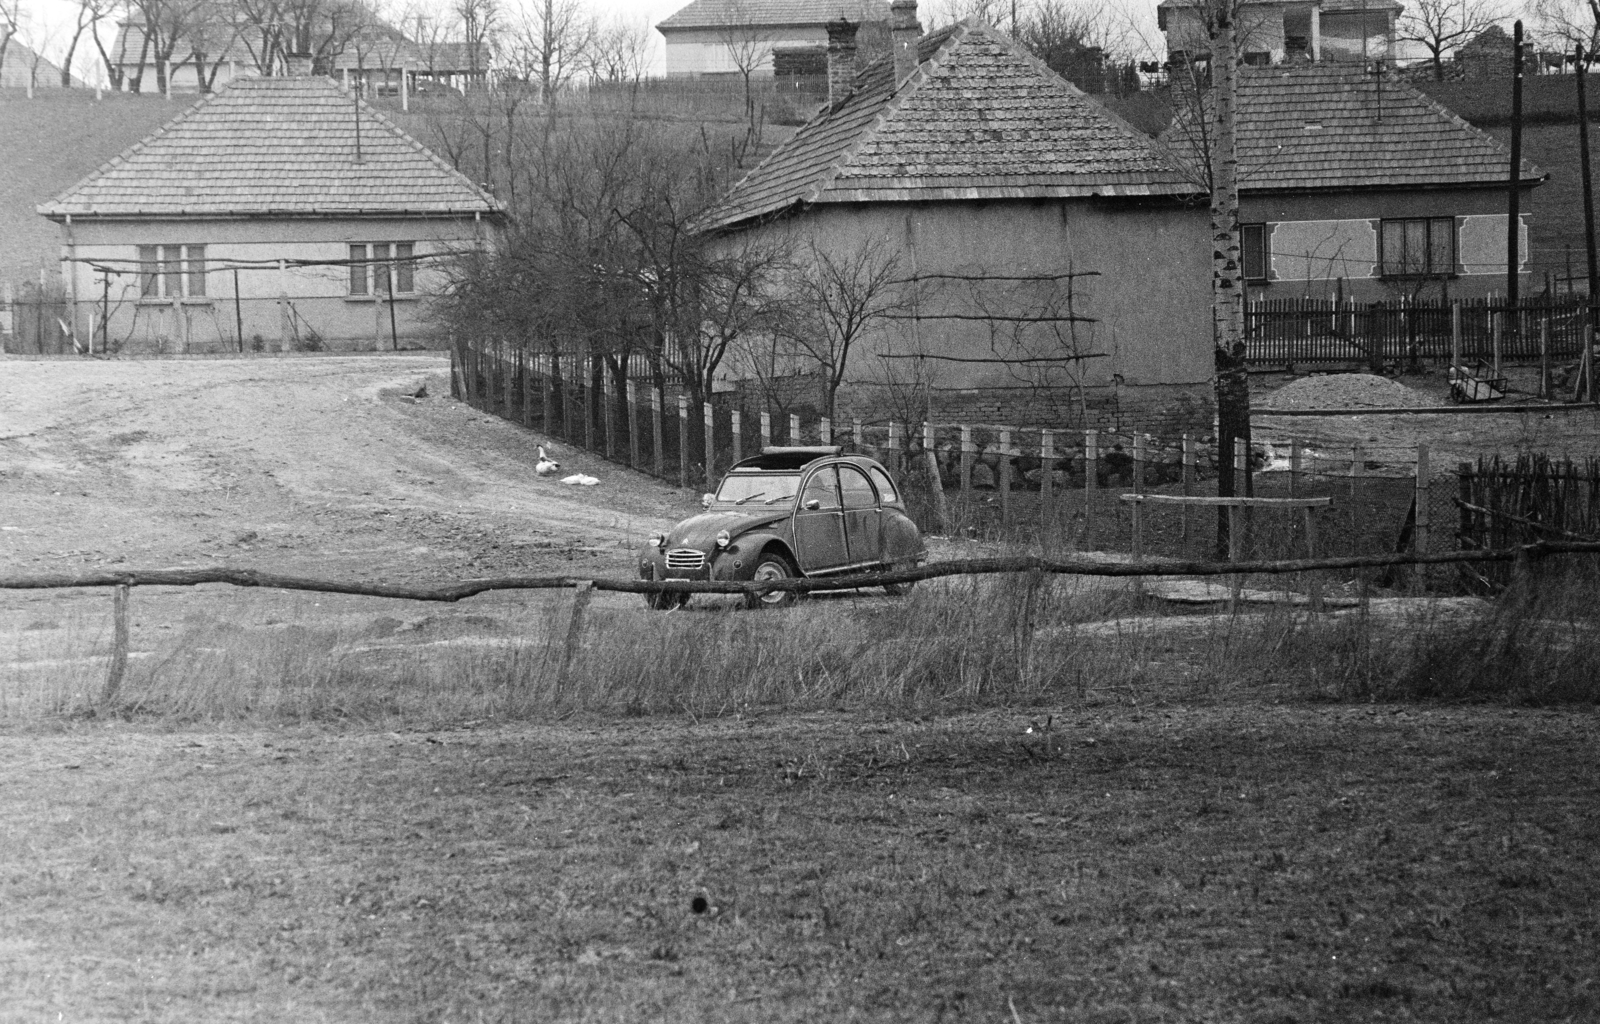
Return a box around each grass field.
[3,702,1596,1023]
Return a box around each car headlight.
[648,533,665,549]
[715,530,731,549]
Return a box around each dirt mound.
[1259,373,1429,411]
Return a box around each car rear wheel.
[745,553,799,609]
[883,560,919,596]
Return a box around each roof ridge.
[802,20,971,203]
[40,89,214,213]
[961,20,1184,175]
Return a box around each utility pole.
[1577,46,1598,350]
[1507,20,1525,311]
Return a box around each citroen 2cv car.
[639,446,926,609]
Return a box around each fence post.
[1415,443,1431,555]
[1181,433,1196,557]
[853,417,863,449]
[960,425,973,495]
[1084,429,1098,548]
[1040,428,1055,521]
[489,348,502,416]
[1492,312,1502,379]
[582,357,594,452]
[101,582,130,707]
[678,394,689,489]
[1540,317,1551,398]
[1458,460,1475,548]
[1289,439,1302,498]
[521,350,534,429]
[703,402,716,488]
[731,409,742,465]
[820,416,832,445]
[923,421,947,533]
[604,370,617,461]
[1451,301,1461,371]
[503,348,513,419]
[1133,432,1146,494]
[999,427,1012,528]
[789,413,801,445]
[540,353,553,435]
[888,421,901,474]
[627,379,640,469]
[652,385,664,479]
[760,410,772,449]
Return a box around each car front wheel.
[745,552,799,609]
[645,589,689,611]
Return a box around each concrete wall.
[720,197,1217,433]
[56,215,492,353]
[1239,188,1531,301]
[662,26,827,76]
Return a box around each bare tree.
[91,0,148,89]
[1401,0,1507,79]
[716,0,772,140]
[452,0,493,79]
[59,0,112,86]
[128,0,209,94]
[586,13,648,83]
[0,0,25,80]
[784,237,918,423]
[1532,0,1598,60]
[20,21,56,91]
[502,0,591,102]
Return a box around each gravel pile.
[1258,373,1429,411]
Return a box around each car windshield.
[716,472,800,506]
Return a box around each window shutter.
[349,245,367,295]
[138,246,159,298]
[161,245,183,298]
[1429,218,1455,275]
[186,246,206,297]
[395,243,414,292]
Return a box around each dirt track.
[1,355,693,584]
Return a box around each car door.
[838,464,881,566]
[792,466,847,572]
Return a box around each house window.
[1380,217,1456,277]
[1241,223,1269,281]
[138,244,206,299]
[349,242,417,296]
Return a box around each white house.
[37,74,502,354]
[1157,0,1403,65]
[657,0,889,77]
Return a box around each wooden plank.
[1120,494,1332,508]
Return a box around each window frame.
[1240,222,1270,282]
[137,244,207,301]
[348,241,418,297]
[1379,216,1457,279]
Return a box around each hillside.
[0,88,191,286]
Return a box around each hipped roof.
[1160,65,1545,193]
[39,75,502,221]
[701,19,1197,230]
[658,0,889,31]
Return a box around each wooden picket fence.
[1247,295,1593,367]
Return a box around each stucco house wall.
[62,216,488,353]
[662,25,828,76]
[1241,189,1530,300]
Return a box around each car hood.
[662,509,789,550]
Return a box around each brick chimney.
[891,0,921,85]
[826,20,859,105]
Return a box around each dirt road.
[1,355,692,583]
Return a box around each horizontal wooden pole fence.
[1256,403,1600,417]
[1119,495,1333,508]
[3,542,1600,603]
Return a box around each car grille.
[665,549,706,571]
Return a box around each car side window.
[867,466,898,504]
[800,467,841,509]
[839,466,877,509]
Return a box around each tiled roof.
[110,22,488,73]
[1156,0,1401,10]
[701,20,1196,229]
[38,76,502,220]
[658,0,889,30]
[1159,65,1544,192]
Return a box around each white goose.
[534,446,561,477]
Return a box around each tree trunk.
[1207,3,1252,557]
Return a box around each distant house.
[0,40,87,89]
[37,74,502,354]
[701,5,1215,434]
[1455,25,1516,80]
[657,0,889,79]
[1158,0,1401,65]
[107,17,488,96]
[1160,65,1545,302]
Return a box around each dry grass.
[4,559,1598,730]
[1,706,1596,1022]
